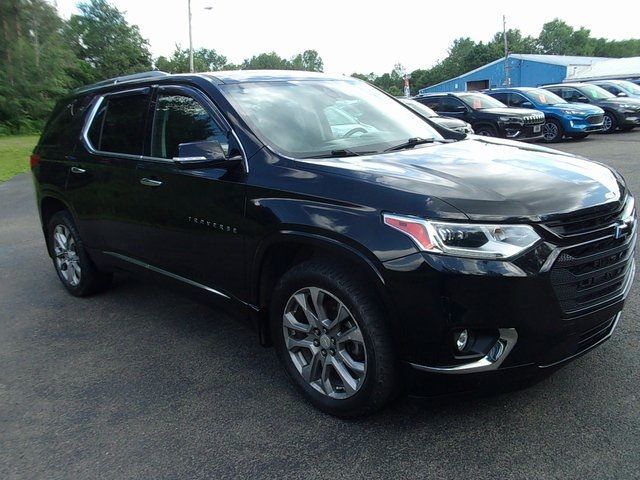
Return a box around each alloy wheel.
[53,224,81,287]
[282,287,367,399]
[603,115,613,132]
[543,122,559,141]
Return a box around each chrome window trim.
[81,86,249,172]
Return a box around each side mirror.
[576,96,590,103]
[617,92,628,97]
[173,140,234,167]
[453,105,467,113]
[521,101,534,108]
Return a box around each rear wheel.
[47,211,112,297]
[542,119,563,143]
[270,260,398,417]
[475,125,497,137]
[602,112,617,133]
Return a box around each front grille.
[577,315,617,353]
[523,115,545,125]
[543,202,624,237]
[550,231,635,315]
[587,114,604,125]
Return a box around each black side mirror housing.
[617,92,628,97]
[173,140,242,168]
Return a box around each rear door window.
[40,96,93,149]
[87,91,150,155]
[439,97,466,112]
[490,93,509,104]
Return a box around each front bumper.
[381,219,635,396]
[502,122,544,141]
[564,115,604,133]
[621,112,640,126]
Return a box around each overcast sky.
[54,0,640,75]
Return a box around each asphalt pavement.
[1,131,639,479]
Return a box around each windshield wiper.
[306,149,373,159]
[383,137,435,152]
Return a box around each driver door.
[129,85,248,301]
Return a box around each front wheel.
[542,119,563,143]
[270,260,398,417]
[602,113,618,133]
[474,125,497,137]
[47,211,112,296]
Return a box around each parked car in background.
[542,83,640,133]
[414,92,544,141]
[590,79,640,100]
[399,98,473,134]
[485,87,604,143]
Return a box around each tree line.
[2,0,639,134]
[0,0,324,134]
[355,19,640,96]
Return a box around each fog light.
[456,329,469,351]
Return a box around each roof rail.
[74,71,170,93]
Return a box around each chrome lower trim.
[104,251,230,299]
[409,328,518,374]
[538,312,622,369]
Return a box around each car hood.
[547,103,604,115]
[301,137,623,222]
[481,107,542,117]
[430,116,469,129]
[596,97,640,108]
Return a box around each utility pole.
[503,15,510,86]
[188,0,194,73]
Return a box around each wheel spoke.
[300,349,323,383]
[337,350,365,374]
[326,303,350,330]
[308,287,328,325]
[285,335,315,351]
[320,355,335,396]
[283,311,311,334]
[292,292,321,329]
[331,356,358,396]
[336,326,364,346]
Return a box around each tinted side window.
[601,84,619,95]
[40,96,93,149]
[509,93,529,107]
[560,88,582,102]
[99,94,149,155]
[417,97,440,110]
[439,97,465,112]
[490,93,509,104]
[151,94,228,159]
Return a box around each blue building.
[418,54,604,95]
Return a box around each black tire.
[542,119,563,143]
[602,112,618,133]
[620,125,636,132]
[270,259,398,417]
[474,124,497,137]
[569,133,589,140]
[47,210,112,297]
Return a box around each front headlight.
[383,213,541,259]
[498,116,522,123]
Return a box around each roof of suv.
[74,69,351,95]
[542,83,586,89]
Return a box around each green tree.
[0,0,76,133]
[156,46,229,73]
[290,49,324,72]
[65,0,152,83]
[241,51,291,70]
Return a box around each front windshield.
[614,80,640,95]
[400,99,438,118]
[580,84,614,100]
[219,80,442,158]
[527,88,566,105]
[458,93,506,109]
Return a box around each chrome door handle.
[140,178,163,187]
[70,166,86,174]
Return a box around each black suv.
[542,83,640,133]
[32,71,635,417]
[414,91,545,140]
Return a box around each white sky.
[54,0,640,75]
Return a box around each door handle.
[140,178,163,187]
[70,166,86,174]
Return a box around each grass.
[0,135,39,183]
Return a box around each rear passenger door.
[130,85,247,301]
[69,88,151,253]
